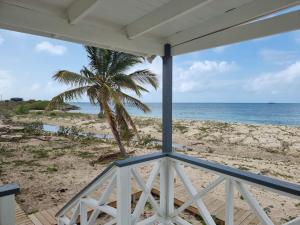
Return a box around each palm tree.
[47,46,158,156]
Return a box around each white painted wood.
[172,216,193,225]
[131,168,161,215]
[0,195,16,225]
[160,158,174,218]
[126,0,212,39]
[167,159,175,216]
[117,167,131,225]
[67,0,102,24]
[172,9,300,55]
[174,163,216,225]
[0,2,163,56]
[235,181,274,225]
[170,175,225,217]
[96,205,117,217]
[225,179,234,225]
[69,203,80,225]
[283,217,300,225]
[80,200,88,225]
[87,175,117,225]
[132,162,161,224]
[83,198,117,217]
[168,0,300,46]
[59,216,70,225]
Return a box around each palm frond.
[128,70,159,89]
[107,52,144,76]
[53,70,92,86]
[119,92,150,113]
[111,74,143,96]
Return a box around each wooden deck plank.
[15,203,34,225]
[34,212,52,225]
[28,215,43,225]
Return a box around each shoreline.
[55,109,300,128]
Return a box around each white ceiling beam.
[168,0,300,46]
[172,9,300,55]
[126,0,212,39]
[0,2,164,56]
[67,0,102,24]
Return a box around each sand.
[0,112,299,224]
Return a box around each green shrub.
[57,126,82,136]
[27,100,49,110]
[98,112,105,119]
[49,112,57,117]
[140,134,156,146]
[46,165,58,173]
[15,105,29,114]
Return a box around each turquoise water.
[71,102,300,126]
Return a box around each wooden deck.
[15,178,260,225]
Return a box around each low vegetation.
[0,100,78,116]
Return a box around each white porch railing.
[56,152,300,225]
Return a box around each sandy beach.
[0,111,299,224]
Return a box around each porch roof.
[0,0,300,56]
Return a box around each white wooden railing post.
[80,199,88,225]
[117,166,131,225]
[0,184,19,225]
[160,158,174,220]
[225,178,234,225]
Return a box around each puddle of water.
[43,124,59,133]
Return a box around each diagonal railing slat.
[235,181,275,225]
[174,163,216,225]
[132,162,161,224]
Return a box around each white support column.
[160,158,174,218]
[225,179,234,225]
[117,166,131,225]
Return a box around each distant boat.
[268,102,276,104]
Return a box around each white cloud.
[35,41,67,55]
[174,60,237,92]
[245,61,300,93]
[0,35,4,45]
[259,49,297,65]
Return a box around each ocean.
[71,102,300,126]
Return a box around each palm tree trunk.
[101,101,127,157]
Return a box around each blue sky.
[0,28,300,103]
